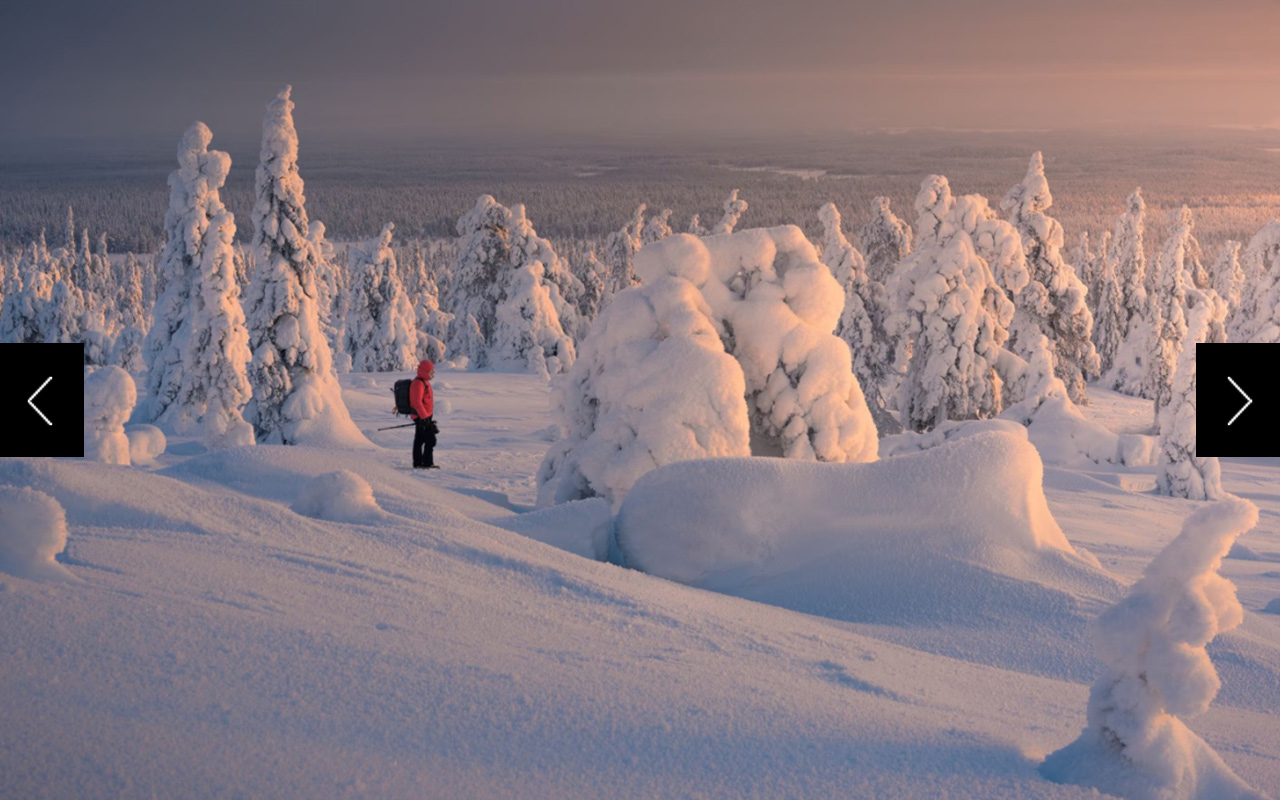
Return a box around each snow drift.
[1041,498,1270,800]
[614,429,1121,676]
[291,470,381,523]
[0,486,75,581]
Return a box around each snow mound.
[0,486,75,581]
[83,366,137,465]
[126,424,167,465]
[614,429,1121,677]
[291,470,381,523]
[1041,498,1270,800]
[276,372,375,449]
[1263,598,1280,615]
[491,498,612,560]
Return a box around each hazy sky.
[4,0,1280,142]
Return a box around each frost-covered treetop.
[173,122,231,210]
[913,175,954,248]
[252,86,309,253]
[1001,151,1053,218]
[457,194,510,237]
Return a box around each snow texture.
[0,486,74,581]
[291,470,382,524]
[1041,498,1269,800]
[83,366,137,465]
[244,86,364,448]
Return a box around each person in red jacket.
[409,360,438,469]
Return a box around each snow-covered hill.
[1,370,1278,798]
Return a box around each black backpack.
[392,378,421,415]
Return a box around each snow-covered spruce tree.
[1041,499,1267,800]
[1089,230,1112,318]
[571,250,607,327]
[507,203,583,341]
[344,223,418,373]
[888,225,1006,432]
[1000,153,1100,403]
[818,202,897,435]
[243,85,362,446]
[110,252,149,372]
[491,261,576,378]
[446,195,511,366]
[309,220,345,356]
[537,239,751,510]
[641,208,674,245]
[1104,189,1150,395]
[1157,299,1222,500]
[603,204,646,296]
[1073,231,1096,313]
[858,195,912,285]
[1091,253,1127,377]
[710,189,748,236]
[0,241,54,343]
[1211,240,1243,318]
[687,213,709,237]
[142,123,255,446]
[1143,208,1194,421]
[1230,221,1280,343]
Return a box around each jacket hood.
[417,360,435,379]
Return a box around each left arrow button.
[28,376,53,426]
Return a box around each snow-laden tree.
[111,252,148,372]
[687,213,709,236]
[142,123,254,446]
[83,366,137,465]
[1091,253,1126,376]
[1210,240,1243,317]
[0,240,54,343]
[491,261,576,378]
[1229,221,1280,343]
[243,85,361,446]
[507,203,583,341]
[710,189,748,235]
[344,223,418,373]
[1000,153,1100,403]
[309,220,344,356]
[641,208,674,245]
[818,202,897,434]
[1104,189,1150,395]
[1157,298,1222,500]
[1042,499,1267,800]
[1074,231,1097,312]
[604,204,646,295]
[445,195,577,373]
[1143,208,1194,420]
[571,250,607,326]
[858,196,912,285]
[537,261,750,510]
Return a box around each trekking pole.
[376,422,418,432]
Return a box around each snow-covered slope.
[0,370,1277,798]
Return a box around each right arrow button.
[1227,376,1252,426]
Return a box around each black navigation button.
[2,344,84,456]
[1196,344,1279,456]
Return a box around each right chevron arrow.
[1227,376,1252,427]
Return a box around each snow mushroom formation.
[0,486,74,581]
[1041,498,1270,800]
[291,470,381,524]
[83,366,137,465]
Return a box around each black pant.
[413,417,437,467]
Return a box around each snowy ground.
[1,369,1278,798]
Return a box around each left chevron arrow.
[28,376,52,426]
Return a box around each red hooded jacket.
[410,360,434,420]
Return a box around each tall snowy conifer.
[1000,153,1100,402]
[1143,207,1194,421]
[858,196,913,285]
[243,86,361,446]
[604,204,646,295]
[144,122,253,448]
[1211,240,1243,317]
[1104,189,1149,395]
[344,223,419,372]
[1230,221,1280,342]
[818,202,897,435]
